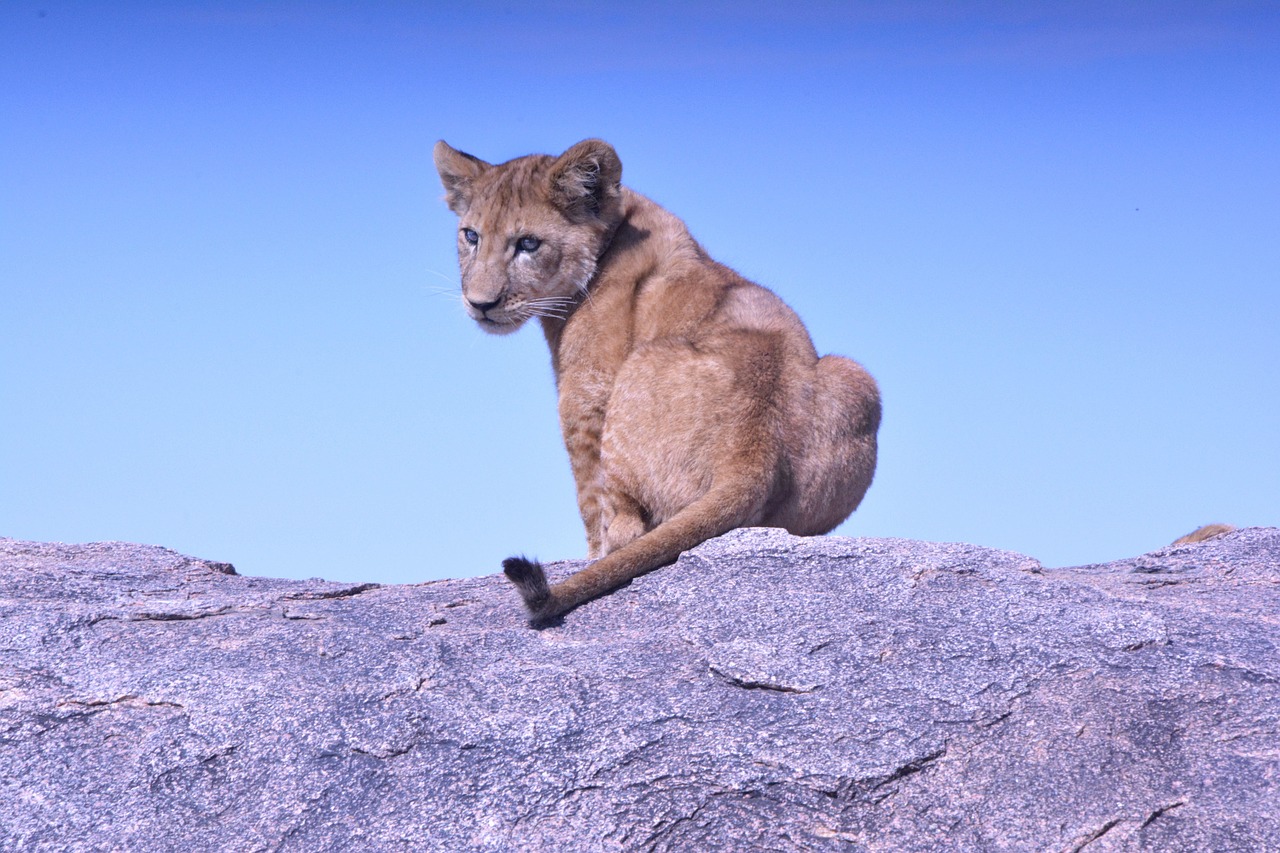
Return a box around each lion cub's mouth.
[474,314,523,335]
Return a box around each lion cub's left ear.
[549,139,622,221]
[433,141,490,215]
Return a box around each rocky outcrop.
[1,527,1277,851]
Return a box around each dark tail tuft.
[502,555,551,615]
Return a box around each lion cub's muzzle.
[463,291,522,334]
[465,294,503,314]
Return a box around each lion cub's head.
[433,139,623,334]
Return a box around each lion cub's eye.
[462,228,479,245]
[516,236,541,253]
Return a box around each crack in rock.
[57,695,184,711]
[282,583,381,601]
[1140,798,1187,828]
[870,748,946,792]
[1065,817,1123,852]
[705,637,826,695]
[88,605,238,624]
[708,664,818,694]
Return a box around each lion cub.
[434,139,880,621]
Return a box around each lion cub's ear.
[433,141,490,215]
[548,139,622,221]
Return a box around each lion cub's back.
[715,279,820,361]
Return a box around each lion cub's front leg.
[560,393,609,558]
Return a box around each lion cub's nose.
[466,295,503,313]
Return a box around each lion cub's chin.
[473,316,525,336]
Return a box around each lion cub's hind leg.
[505,336,780,621]
[601,334,780,529]
[775,354,881,536]
[601,491,648,555]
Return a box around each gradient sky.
[3,2,1277,584]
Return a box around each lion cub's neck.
[539,188,707,377]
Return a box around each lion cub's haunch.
[434,139,880,622]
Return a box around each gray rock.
[1,528,1276,851]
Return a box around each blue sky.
[3,2,1277,584]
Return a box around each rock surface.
[1,527,1277,851]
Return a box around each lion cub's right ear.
[433,141,490,215]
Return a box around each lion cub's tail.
[503,479,766,623]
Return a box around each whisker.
[526,296,579,313]
[423,267,456,283]
[427,293,468,309]
[524,307,570,321]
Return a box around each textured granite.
[1,527,1276,851]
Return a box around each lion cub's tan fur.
[434,139,880,621]
[1171,523,1235,546]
